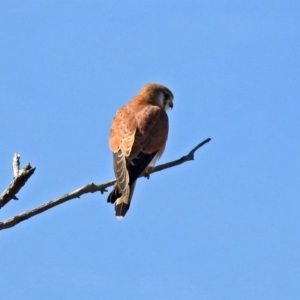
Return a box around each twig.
[0,138,211,230]
[0,163,36,209]
[147,138,211,174]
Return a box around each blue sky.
[1,1,299,299]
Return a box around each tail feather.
[115,200,129,218]
[107,185,121,204]
[107,150,157,218]
[113,150,129,197]
[114,181,136,218]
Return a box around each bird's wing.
[108,104,169,218]
[109,106,137,201]
[133,105,169,164]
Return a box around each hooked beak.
[169,102,174,109]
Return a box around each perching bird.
[107,83,174,218]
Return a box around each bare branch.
[0,138,211,230]
[147,138,211,174]
[0,163,36,209]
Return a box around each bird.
[107,83,174,218]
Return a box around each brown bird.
[107,83,174,218]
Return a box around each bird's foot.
[143,166,153,179]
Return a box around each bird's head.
[139,83,174,110]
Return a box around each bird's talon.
[143,166,153,179]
